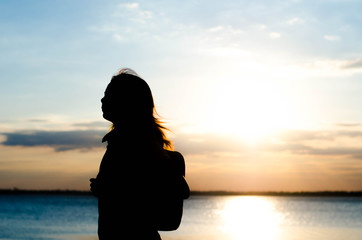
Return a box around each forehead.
[104,81,133,99]
[104,81,122,94]
[104,83,113,94]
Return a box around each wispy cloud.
[72,121,109,130]
[112,33,126,42]
[324,35,341,41]
[267,128,362,159]
[116,2,153,24]
[335,123,361,127]
[299,57,362,75]
[4,125,362,159]
[1,130,105,151]
[119,2,140,9]
[269,32,281,39]
[287,17,305,25]
[206,25,244,35]
[174,126,362,161]
[255,24,267,30]
[207,26,224,33]
[173,132,244,155]
[2,125,362,191]
[90,2,158,43]
[340,58,362,70]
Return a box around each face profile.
[100,90,113,122]
[100,70,155,127]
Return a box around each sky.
[1,0,362,191]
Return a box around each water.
[0,194,97,240]
[1,194,362,240]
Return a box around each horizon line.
[1,188,362,197]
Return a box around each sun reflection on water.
[221,196,284,240]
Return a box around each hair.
[108,68,173,150]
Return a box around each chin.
[102,113,112,121]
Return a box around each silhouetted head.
[102,69,154,124]
[101,68,172,149]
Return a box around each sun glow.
[207,76,296,143]
[221,196,284,240]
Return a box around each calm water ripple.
[1,195,362,240]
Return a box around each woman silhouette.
[90,69,189,240]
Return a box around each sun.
[206,77,296,142]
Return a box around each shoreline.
[1,188,362,197]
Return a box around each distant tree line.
[1,188,362,197]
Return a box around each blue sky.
[1,0,362,191]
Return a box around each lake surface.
[0,194,362,240]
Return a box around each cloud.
[206,25,244,35]
[267,129,362,159]
[267,142,362,159]
[0,129,245,154]
[269,32,281,39]
[340,58,362,70]
[26,119,49,123]
[72,121,109,130]
[3,125,362,160]
[301,57,362,74]
[1,128,241,154]
[335,123,361,127]
[116,2,153,24]
[173,126,362,160]
[324,35,340,41]
[1,130,105,151]
[207,26,224,33]
[90,2,157,44]
[287,17,305,25]
[173,132,244,155]
[119,3,139,9]
[255,24,267,30]
[113,33,125,42]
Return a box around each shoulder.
[165,150,184,162]
[165,150,185,175]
